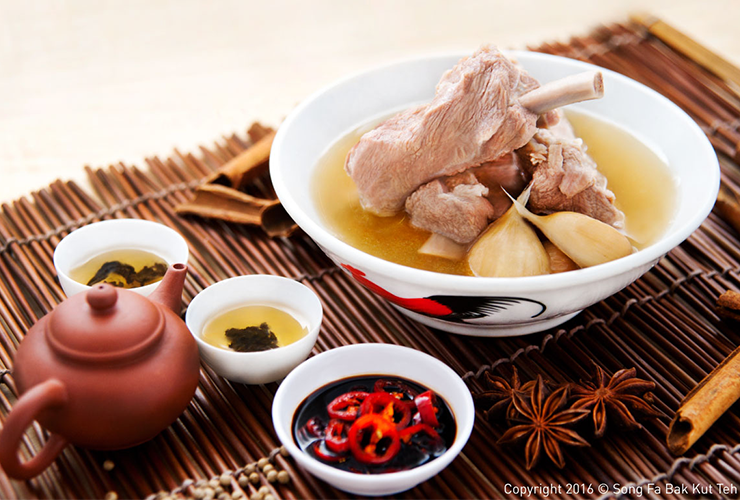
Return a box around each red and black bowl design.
[341,265,546,324]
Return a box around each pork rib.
[346,43,605,217]
[518,72,603,115]
[519,127,625,228]
[405,173,494,244]
[471,153,529,220]
[346,45,539,216]
[404,153,529,244]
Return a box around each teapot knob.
[87,284,118,311]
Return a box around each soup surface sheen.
[313,111,676,276]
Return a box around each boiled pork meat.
[472,153,529,219]
[405,173,494,244]
[346,45,540,216]
[405,153,530,244]
[518,127,625,228]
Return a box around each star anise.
[498,376,589,469]
[571,365,662,438]
[475,367,537,421]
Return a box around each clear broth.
[313,111,677,276]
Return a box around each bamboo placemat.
[2,18,740,500]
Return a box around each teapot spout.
[149,264,188,314]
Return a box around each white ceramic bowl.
[270,51,720,336]
[53,219,189,297]
[272,343,474,496]
[185,275,322,384]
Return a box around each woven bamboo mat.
[3,19,740,499]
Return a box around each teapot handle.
[0,379,69,480]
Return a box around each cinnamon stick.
[174,184,297,237]
[247,123,274,143]
[716,289,740,321]
[173,124,299,238]
[207,130,276,189]
[667,289,740,454]
[667,340,740,454]
[714,183,740,236]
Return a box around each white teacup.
[53,219,189,297]
[185,275,323,385]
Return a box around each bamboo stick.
[632,13,740,92]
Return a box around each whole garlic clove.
[467,204,550,277]
[544,241,579,273]
[510,194,633,268]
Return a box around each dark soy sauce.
[292,375,457,474]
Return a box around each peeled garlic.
[467,204,550,277]
[510,193,633,268]
[543,241,579,273]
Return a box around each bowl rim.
[270,50,720,293]
[271,343,475,488]
[184,274,323,360]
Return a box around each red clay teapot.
[0,264,200,480]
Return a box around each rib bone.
[519,71,604,115]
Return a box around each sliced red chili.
[399,424,444,454]
[373,379,419,400]
[304,417,326,438]
[360,392,412,429]
[327,391,369,421]
[412,412,422,426]
[325,419,350,454]
[399,424,442,443]
[348,414,401,465]
[414,390,439,427]
[310,440,345,463]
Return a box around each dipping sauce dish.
[272,344,475,496]
[292,375,457,474]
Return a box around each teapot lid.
[47,284,164,364]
